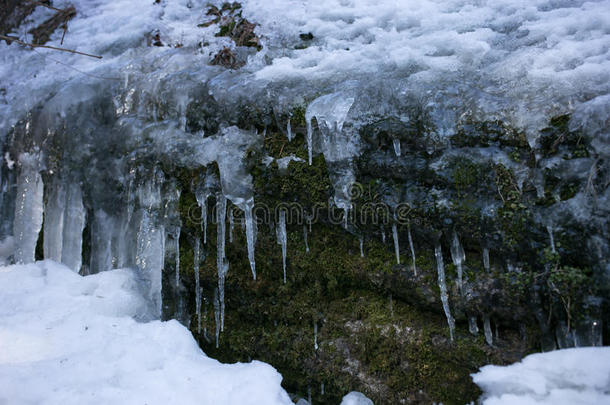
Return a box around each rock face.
[0,1,608,404]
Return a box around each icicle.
[392,138,401,156]
[450,232,466,295]
[469,316,479,335]
[90,209,114,273]
[135,209,165,318]
[306,118,313,165]
[277,210,287,283]
[195,191,209,244]
[203,297,208,336]
[216,193,228,331]
[547,224,556,253]
[359,237,364,258]
[43,178,65,262]
[392,223,400,264]
[321,383,325,396]
[303,225,309,253]
[343,206,349,229]
[174,228,181,286]
[287,118,293,141]
[435,242,455,341]
[407,222,417,276]
[194,238,201,334]
[214,288,220,349]
[228,207,234,243]
[314,322,318,350]
[243,198,256,280]
[61,183,86,272]
[13,153,44,264]
[483,315,493,346]
[381,225,386,244]
[389,294,394,318]
[483,247,490,273]
[305,92,354,166]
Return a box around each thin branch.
[27,1,66,13]
[0,34,102,59]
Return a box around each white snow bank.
[0,261,292,405]
[1,0,609,142]
[340,391,374,405]
[472,347,610,405]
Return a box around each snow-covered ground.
[472,346,610,405]
[1,0,609,144]
[0,261,292,405]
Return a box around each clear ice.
[450,232,466,295]
[392,223,400,265]
[13,153,44,265]
[407,223,417,276]
[435,242,455,341]
[277,210,287,284]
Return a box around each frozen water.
[483,248,491,273]
[407,223,417,276]
[277,210,287,284]
[435,242,455,341]
[450,232,466,295]
[303,225,310,253]
[216,193,228,331]
[392,223,400,265]
[484,315,494,346]
[194,238,201,334]
[12,153,44,265]
[469,316,480,336]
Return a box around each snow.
[2,0,608,145]
[472,347,610,405]
[340,391,374,405]
[0,261,292,405]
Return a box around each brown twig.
[0,34,102,59]
[27,1,65,13]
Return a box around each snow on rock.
[472,347,610,405]
[340,391,374,405]
[0,261,292,405]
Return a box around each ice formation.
[277,210,287,284]
[484,316,494,346]
[305,92,357,215]
[216,193,228,331]
[450,232,466,295]
[483,248,491,273]
[469,316,479,336]
[303,225,310,253]
[194,238,202,334]
[392,223,400,265]
[0,0,608,400]
[407,223,417,276]
[435,242,455,341]
[12,153,43,265]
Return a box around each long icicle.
[216,193,228,332]
[435,242,455,341]
[407,222,417,275]
[194,238,201,334]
